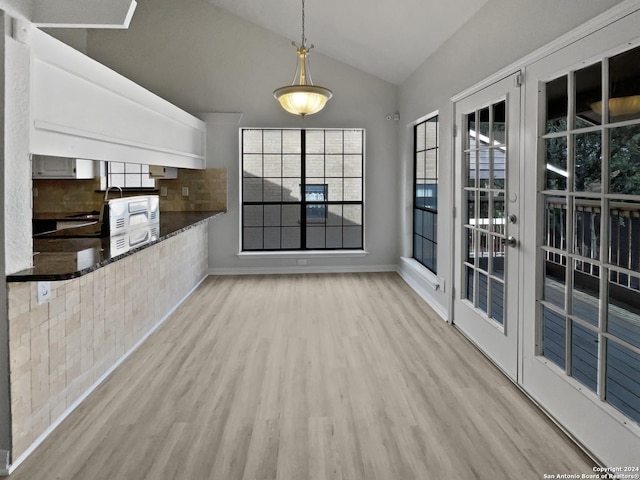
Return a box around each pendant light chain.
[301,0,306,47]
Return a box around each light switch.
[182,186,189,196]
[160,186,168,196]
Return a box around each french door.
[453,73,521,381]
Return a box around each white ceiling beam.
[31,0,137,29]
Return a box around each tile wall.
[33,168,227,213]
[7,223,208,460]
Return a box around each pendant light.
[273,0,332,117]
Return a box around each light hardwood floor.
[6,273,593,479]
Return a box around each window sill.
[399,257,440,290]
[96,188,159,193]
[237,250,369,259]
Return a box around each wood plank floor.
[6,273,594,480]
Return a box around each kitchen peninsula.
[6,208,223,463]
[9,211,223,281]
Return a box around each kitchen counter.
[8,211,224,281]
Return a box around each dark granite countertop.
[8,211,224,282]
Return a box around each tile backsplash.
[33,168,227,213]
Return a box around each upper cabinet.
[29,27,206,169]
[32,155,95,179]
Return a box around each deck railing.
[545,198,640,291]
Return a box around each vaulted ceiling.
[27,0,489,85]
[206,0,488,85]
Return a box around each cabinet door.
[33,156,94,179]
[33,156,74,177]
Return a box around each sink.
[65,211,100,219]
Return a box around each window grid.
[241,129,364,251]
[107,162,155,189]
[413,116,439,273]
[539,44,640,426]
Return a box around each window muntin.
[241,129,364,251]
[107,162,155,189]
[539,44,640,425]
[413,115,439,273]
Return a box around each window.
[539,44,640,425]
[107,162,155,189]
[241,129,364,251]
[413,115,439,273]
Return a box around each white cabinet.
[29,28,206,169]
[32,155,95,179]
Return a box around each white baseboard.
[7,274,208,475]
[208,264,397,275]
[397,257,449,322]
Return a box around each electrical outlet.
[182,186,189,196]
[297,259,307,266]
[37,281,51,304]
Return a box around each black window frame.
[413,115,439,273]
[241,128,365,251]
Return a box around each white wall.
[397,0,625,316]
[86,0,399,273]
[0,3,34,464]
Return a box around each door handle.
[504,236,518,248]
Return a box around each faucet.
[100,186,123,227]
[104,186,123,201]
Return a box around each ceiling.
[206,0,489,85]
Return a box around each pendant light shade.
[590,95,640,117]
[273,0,332,117]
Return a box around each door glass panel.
[570,322,598,392]
[545,136,568,191]
[609,202,640,273]
[491,279,504,325]
[544,195,567,250]
[539,44,640,429]
[479,149,490,189]
[609,45,640,123]
[478,272,488,313]
[465,227,475,264]
[543,306,566,368]
[491,235,505,280]
[606,340,640,424]
[478,232,489,272]
[466,191,476,225]
[478,192,489,229]
[479,107,490,138]
[466,152,476,188]
[544,255,566,309]
[492,101,506,144]
[462,98,509,329]
[466,266,475,303]
[573,197,601,260]
[546,75,568,133]
[575,62,602,128]
[467,111,476,149]
[607,272,640,349]
[574,131,602,192]
[610,124,640,195]
[571,259,599,327]
[491,193,505,235]
[492,149,506,190]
